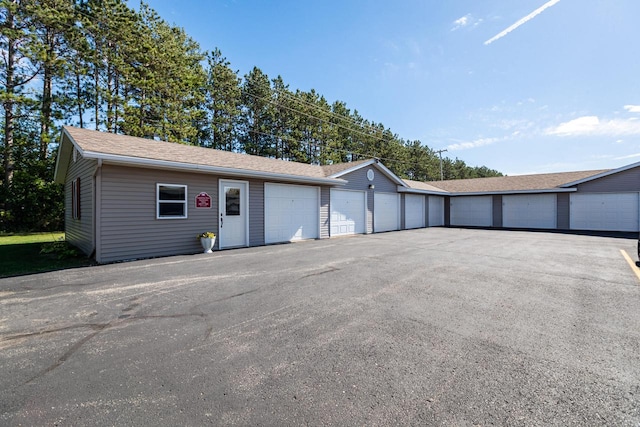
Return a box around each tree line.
[0,0,502,232]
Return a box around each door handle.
[220,214,223,228]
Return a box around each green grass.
[0,232,94,278]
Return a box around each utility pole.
[435,149,448,181]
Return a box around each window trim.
[156,183,188,219]
[72,177,81,220]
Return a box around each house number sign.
[195,192,212,209]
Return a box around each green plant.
[197,231,216,239]
[40,237,81,259]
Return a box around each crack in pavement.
[299,266,340,280]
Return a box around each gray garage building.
[54,127,640,263]
[419,165,640,232]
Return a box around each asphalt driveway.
[1,228,639,426]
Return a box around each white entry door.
[219,180,249,249]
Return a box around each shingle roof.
[423,170,609,193]
[63,127,340,181]
[402,179,448,193]
[320,159,372,176]
[60,127,615,195]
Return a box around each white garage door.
[503,194,557,229]
[265,183,319,244]
[570,193,639,232]
[374,193,400,232]
[404,194,425,229]
[330,189,366,236]
[450,196,492,227]
[429,196,445,227]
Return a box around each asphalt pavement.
[1,228,639,426]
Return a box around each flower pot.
[200,237,216,253]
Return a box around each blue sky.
[141,0,640,175]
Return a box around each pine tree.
[204,48,241,151]
[240,67,273,156]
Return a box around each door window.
[225,187,240,216]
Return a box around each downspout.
[92,159,102,262]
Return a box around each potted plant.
[198,231,216,253]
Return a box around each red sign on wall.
[195,192,212,209]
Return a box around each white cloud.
[452,14,471,31]
[624,105,640,113]
[546,115,640,137]
[484,0,562,45]
[451,14,483,32]
[447,137,500,151]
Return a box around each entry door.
[219,180,249,248]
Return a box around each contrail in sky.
[484,0,562,45]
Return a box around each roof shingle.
[422,170,609,193]
[65,126,336,180]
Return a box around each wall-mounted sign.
[195,192,212,209]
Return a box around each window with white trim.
[157,184,187,219]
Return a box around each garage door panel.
[265,184,319,244]
[375,193,400,232]
[503,194,556,229]
[429,197,445,227]
[330,189,366,236]
[405,195,425,229]
[450,196,492,227]
[570,193,639,232]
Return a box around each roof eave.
[559,163,638,187]
[449,188,577,196]
[53,128,79,184]
[82,151,347,186]
[397,186,449,195]
[329,159,407,187]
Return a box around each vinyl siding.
[99,166,333,262]
[248,179,264,246]
[338,165,398,234]
[424,196,430,226]
[557,193,570,230]
[444,196,451,226]
[99,165,217,263]
[492,195,503,228]
[575,167,640,192]
[65,152,96,256]
[400,194,406,230]
[320,186,330,239]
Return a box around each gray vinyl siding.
[339,165,398,234]
[248,179,264,246]
[65,153,96,256]
[492,195,502,228]
[424,196,430,226]
[557,193,570,229]
[99,165,217,263]
[444,196,451,226]
[575,167,640,192]
[320,186,330,239]
[400,194,406,230]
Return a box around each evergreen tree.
[239,67,273,156]
[204,48,241,151]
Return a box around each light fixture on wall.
[368,184,375,189]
